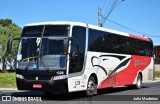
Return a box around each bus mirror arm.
[7,38,20,54]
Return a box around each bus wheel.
[128,74,142,89]
[135,74,142,89]
[86,76,97,97]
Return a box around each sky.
[0,0,160,45]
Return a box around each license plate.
[33,84,42,88]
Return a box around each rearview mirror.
[7,39,13,54]
[64,37,72,54]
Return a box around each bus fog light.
[16,74,24,79]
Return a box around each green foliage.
[154,71,160,78]
[0,72,16,88]
[0,72,16,84]
[0,18,22,57]
[0,19,12,27]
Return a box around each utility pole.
[98,7,102,27]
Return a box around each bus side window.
[70,38,79,57]
[69,38,81,73]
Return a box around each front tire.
[86,76,97,97]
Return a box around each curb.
[146,78,160,83]
[0,88,17,90]
[153,78,160,82]
[154,77,160,80]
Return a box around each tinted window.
[69,26,86,73]
[22,25,70,37]
[88,29,153,56]
[42,39,64,55]
[88,29,104,52]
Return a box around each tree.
[0,19,12,27]
[0,18,22,70]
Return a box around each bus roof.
[25,21,151,42]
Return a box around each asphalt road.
[0,81,160,104]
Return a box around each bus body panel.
[67,76,87,92]
[98,55,152,89]
[141,58,154,83]
[67,52,153,92]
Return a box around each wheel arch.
[133,71,143,85]
[85,73,98,96]
[138,71,143,82]
[89,73,98,85]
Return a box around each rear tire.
[128,74,142,89]
[86,76,97,97]
[135,74,142,89]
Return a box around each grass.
[154,71,160,78]
[0,72,16,88]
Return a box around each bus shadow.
[11,86,149,101]
[97,85,148,95]
[43,85,149,100]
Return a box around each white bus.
[7,22,154,96]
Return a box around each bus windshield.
[21,38,65,58]
[17,25,70,71]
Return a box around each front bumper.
[16,69,68,93]
[16,78,68,93]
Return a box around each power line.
[102,0,124,24]
[106,0,117,14]
[99,0,159,38]
[99,0,121,27]
[107,19,148,36]
[104,0,118,19]
[104,0,112,16]
[106,19,160,37]
[101,0,108,10]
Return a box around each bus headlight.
[16,74,24,79]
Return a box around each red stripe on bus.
[98,56,152,89]
[129,34,150,42]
